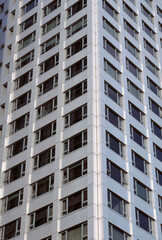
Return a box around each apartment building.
[0,0,161,239]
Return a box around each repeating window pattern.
[29,204,53,230]
[153,144,162,162]
[124,19,138,40]
[144,39,157,58]
[0,219,21,240]
[21,0,38,15]
[10,113,30,134]
[134,178,151,203]
[16,51,34,70]
[103,17,119,41]
[62,189,87,215]
[43,0,61,17]
[102,0,118,21]
[31,174,54,199]
[20,14,37,32]
[142,21,155,40]
[42,15,60,35]
[108,223,130,240]
[64,130,87,155]
[35,121,56,144]
[64,104,87,128]
[40,53,59,75]
[107,159,127,186]
[61,222,87,240]
[107,189,128,218]
[65,57,87,80]
[38,74,58,96]
[36,97,57,119]
[141,4,154,23]
[33,146,55,170]
[1,189,23,213]
[106,132,124,157]
[123,2,137,22]
[18,32,36,51]
[135,208,154,234]
[63,158,87,183]
[67,16,87,38]
[4,162,26,184]
[14,70,33,90]
[65,80,87,103]
[67,0,87,18]
[7,136,28,158]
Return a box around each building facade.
[0,0,162,239]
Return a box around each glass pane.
[106,42,115,57]
[19,72,29,88]
[43,78,53,94]
[45,58,54,72]
[71,84,82,100]
[130,84,138,98]
[113,227,124,240]
[156,146,162,161]
[70,134,82,152]
[11,165,21,182]
[105,2,113,17]
[111,164,121,183]
[108,87,117,103]
[13,140,23,156]
[149,80,157,94]
[37,177,49,196]
[133,129,142,146]
[48,1,57,14]
[70,108,82,125]
[68,191,81,213]
[40,125,51,141]
[21,54,30,67]
[7,192,19,210]
[71,61,82,78]
[23,35,32,48]
[39,150,50,168]
[110,135,119,154]
[42,101,52,116]
[72,2,82,15]
[47,20,56,32]
[15,115,25,132]
[46,38,56,52]
[5,221,16,239]
[35,207,47,227]
[109,109,118,128]
[151,101,159,116]
[24,17,33,30]
[139,211,149,232]
[72,20,82,34]
[17,94,27,109]
[112,194,122,215]
[69,164,82,181]
[68,226,81,240]
[134,154,144,172]
[26,0,35,13]
[131,105,140,122]
[137,182,147,201]
[71,39,82,55]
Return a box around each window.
[103,17,119,41]
[65,80,87,103]
[153,144,162,162]
[104,81,122,106]
[21,0,38,15]
[157,6,162,18]
[38,74,58,96]
[35,121,56,144]
[147,77,161,96]
[40,53,59,74]
[128,102,144,124]
[1,189,23,213]
[104,58,121,82]
[12,91,31,111]
[149,98,162,117]
[64,130,87,155]
[130,126,146,148]
[127,80,142,100]
[10,113,30,134]
[135,208,154,234]
[7,136,28,158]
[20,14,37,32]
[42,15,60,35]
[103,37,120,61]
[31,174,54,199]
[41,237,52,240]
[14,70,33,90]
[62,189,87,215]
[125,38,139,59]
[134,179,151,203]
[4,162,26,184]
[145,58,159,77]
[0,219,21,240]
[16,51,34,69]
[124,19,138,40]
[144,0,152,7]
[108,223,129,240]
[66,36,87,58]
[158,195,162,212]
[159,22,162,32]
[61,222,87,240]
[107,159,127,186]
[0,4,4,14]
[67,0,87,18]
[33,146,55,170]
[107,190,128,218]
[36,97,57,119]
[106,132,124,157]
[126,59,141,80]
[142,21,155,40]
[123,2,137,22]
[64,104,87,128]
[43,0,61,16]
[18,31,36,51]
[141,4,154,23]
[67,16,87,38]
[151,120,162,139]
[132,151,148,175]
[63,158,87,183]
[41,33,60,54]
[156,168,162,186]
[65,57,87,80]
[29,204,53,230]
[102,0,118,21]
[105,105,123,130]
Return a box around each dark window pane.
[7,192,19,210]
[39,150,50,168]
[110,135,119,154]
[109,109,118,127]
[41,125,51,141]
[137,182,147,201]
[37,177,49,196]
[70,108,82,125]
[17,94,27,109]
[71,61,82,78]
[151,101,159,116]
[111,164,121,183]
[156,146,162,161]
[43,78,53,94]
[19,72,29,87]
[45,58,54,72]
[112,194,122,214]
[139,211,149,232]
[153,123,162,139]
[25,17,33,29]
[72,2,82,15]
[71,84,82,100]
[68,191,81,213]
[70,134,82,152]
[159,172,162,185]
[10,165,21,182]
[133,129,142,146]
[131,105,140,122]
[26,1,35,13]
[71,39,82,55]
[108,86,117,103]
[13,140,23,156]
[69,164,82,181]
[5,221,16,239]
[113,227,124,240]
[35,207,47,227]
[15,115,25,131]
[133,153,144,172]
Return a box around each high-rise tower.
[0,0,162,239]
